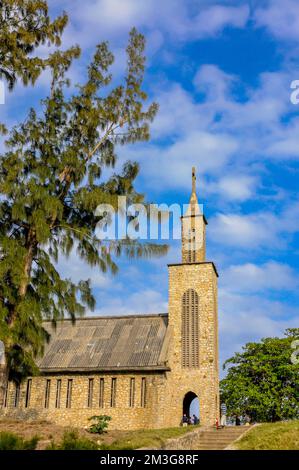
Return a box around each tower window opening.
[182,289,199,368]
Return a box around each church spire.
[181,166,207,263]
[185,167,200,216]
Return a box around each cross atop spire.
[185,166,199,216]
[192,166,196,194]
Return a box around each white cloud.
[92,289,168,316]
[130,130,239,192]
[221,261,298,293]
[193,64,236,102]
[255,0,299,41]
[209,211,280,249]
[213,175,258,201]
[61,0,249,48]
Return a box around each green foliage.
[0,431,39,450]
[47,430,98,450]
[0,0,68,90]
[0,26,166,383]
[220,328,299,422]
[88,415,111,434]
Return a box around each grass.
[0,419,199,450]
[47,430,99,450]
[236,420,299,450]
[98,425,200,450]
[0,432,39,450]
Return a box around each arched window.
[182,289,199,367]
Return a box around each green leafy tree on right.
[220,328,299,422]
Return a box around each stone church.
[1,169,219,430]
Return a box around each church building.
[1,169,220,430]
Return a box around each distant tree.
[220,329,299,422]
[0,0,68,90]
[0,28,166,402]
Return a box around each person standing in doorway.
[181,414,188,427]
[220,402,227,427]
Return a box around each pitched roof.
[38,314,170,373]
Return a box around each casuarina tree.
[0,27,166,404]
[0,0,68,90]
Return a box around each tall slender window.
[3,382,9,408]
[182,289,199,368]
[55,380,61,408]
[14,383,20,408]
[141,378,147,408]
[66,379,73,408]
[129,378,135,407]
[187,228,196,263]
[25,379,32,408]
[99,378,104,408]
[44,379,51,408]
[87,378,94,408]
[110,378,116,407]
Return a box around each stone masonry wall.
[0,372,165,430]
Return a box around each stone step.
[189,426,253,451]
[199,432,244,438]
[199,439,239,444]
[200,437,240,441]
[198,446,228,450]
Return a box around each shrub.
[0,432,39,450]
[47,430,98,450]
[88,415,111,434]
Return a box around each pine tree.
[0,28,167,404]
[0,0,68,90]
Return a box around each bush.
[88,415,111,434]
[47,430,98,450]
[0,432,39,450]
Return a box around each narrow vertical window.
[3,382,9,408]
[55,380,61,409]
[66,379,73,408]
[187,229,196,263]
[129,378,135,407]
[99,378,104,408]
[14,383,20,408]
[182,289,199,368]
[25,379,32,408]
[87,378,94,408]
[110,378,116,407]
[141,378,147,408]
[44,379,51,408]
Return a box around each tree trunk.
[2,233,37,405]
[7,233,36,327]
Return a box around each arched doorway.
[183,391,199,421]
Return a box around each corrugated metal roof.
[38,314,170,372]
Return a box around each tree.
[220,329,299,422]
[0,0,68,90]
[0,28,166,403]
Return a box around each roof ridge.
[42,313,168,322]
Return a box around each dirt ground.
[0,419,135,450]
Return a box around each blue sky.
[1,0,299,369]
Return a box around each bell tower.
[166,167,220,427]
